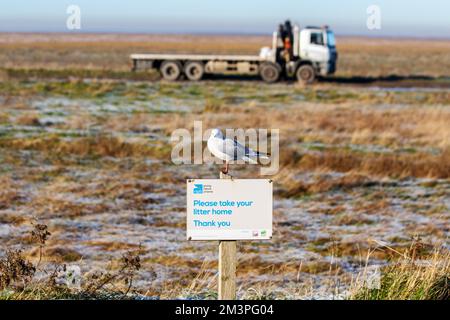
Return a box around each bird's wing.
[223,138,246,160]
[233,138,256,157]
[209,137,269,163]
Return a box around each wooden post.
[219,172,236,300]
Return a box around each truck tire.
[296,64,315,84]
[184,61,204,81]
[160,60,182,81]
[260,62,281,83]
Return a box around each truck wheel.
[160,61,182,81]
[260,62,281,83]
[296,64,316,84]
[184,61,204,81]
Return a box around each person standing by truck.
[277,24,286,61]
[283,20,294,62]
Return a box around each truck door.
[301,30,329,62]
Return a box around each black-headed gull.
[207,128,269,174]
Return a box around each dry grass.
[305,237,437,261]
[297,148,450,179]
[0,213,27,225]
[29,197,109,218]
[351,249,449,300]
[27,246,83,263]
[103,114,155,133]
[276,148,450,199]
[15,113,41,126]
[1,223,145,300]
[0,177,24,210]
[276,172,377,197]
[335,38,450,77]
[0,34,449,78]
[0,37,448,300]
[163,102,450,150]
[237,256,341,276]
[0,135,171,160]
[0,112,9,123]
[155,255,343,299]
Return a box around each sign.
[187,179,273,240]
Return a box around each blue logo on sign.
[193,184,203,194]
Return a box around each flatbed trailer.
[131,53,268,81]
[131,54,265,62]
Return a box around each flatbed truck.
[130,23,337,84]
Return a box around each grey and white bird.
[207,128,269,174]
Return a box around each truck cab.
[299,27,337,76]
[266,24,337,83]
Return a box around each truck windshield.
[327,31,336,47]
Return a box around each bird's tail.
[255,151,270,160]
[244,151,270,164]
[243,156,258,164]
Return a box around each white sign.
[187,179,273,240]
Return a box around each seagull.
[207,128,270,174]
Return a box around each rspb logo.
[193,184,203,194]
[192,183,212,194]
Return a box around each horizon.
[1,30,450,42]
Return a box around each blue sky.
[0,0,449,38]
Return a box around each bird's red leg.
[222,161,229,174]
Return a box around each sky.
[0,0,449,38]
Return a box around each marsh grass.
[276,148,450,200]
[1,78,448,108]
[1,68,158,82]
[15,113,41,126]
[1,34,449,78]
[0,286,135,300]
[351,248,449,300]
[204,98,224,113]
[297,148,450,179]
[0,222,145,300]
[0,135,171,160]
[0,37,449,300]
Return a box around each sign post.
[218,172,236,300]
[187,176,273,300]
[218,240,236,300]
